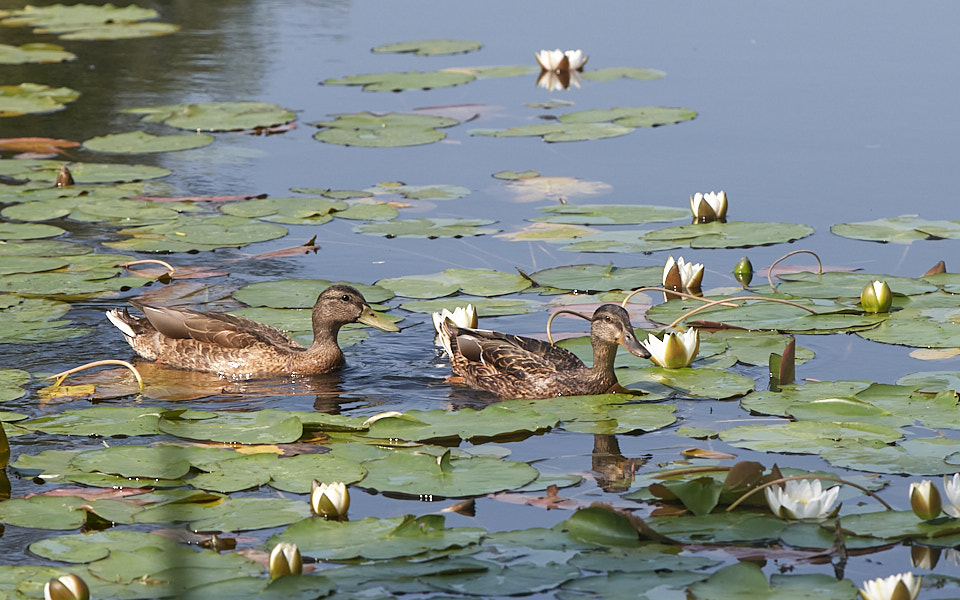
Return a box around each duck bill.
[618,331,650,358]
[358,305,400,332]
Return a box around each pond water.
[2,0,960,598]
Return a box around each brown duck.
[437,304,649,399]
[106,284,399,378]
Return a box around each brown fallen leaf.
[681,448,737,460]
[232,236,321,261]
[130,193,266,203]
[0,137,79,154]
[923,260,947,276]
[29,487,152,500]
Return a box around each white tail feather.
[105,309,136,338]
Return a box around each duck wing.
[130,301,298,350]
[454,328,584,376]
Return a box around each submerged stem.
[47,360,144,391]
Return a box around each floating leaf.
[831,215,960,244]
[532,203,688,225]
[378,268,530,298]
[0,221,66,240]
[19,406,162,436]
[0,369,29,402]
[0,4,178,39]
[0,42,75,64]
[158,410,304,444]
[235,279,393,308]
[30,529,176,563]
[644,221,815,249]
[856,306,960,348]
[372,39,482,56]
[0,83,79,117]
[400,296,545,317]
[322,70,474,92]
[473,122,634,143]
[559,105,696,128]
[312,112,458,147]
[528,263,662,292]
[688,561,856,600]
[619,367,755,400]
[355,217,500,239]
[220,196,346,224]
[106,215,288,252]
[0,297,90,342]
[580,67,666,81]
[774,271,936,298]
[124,101,296,132]
[504,176,612,203]
[136,496,311,531]
[366,181,470,200]
[364,405,558,443]
[82,131,214,154]
[0,159,171,183]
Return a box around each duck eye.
[341,294,351,302]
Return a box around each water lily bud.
[909,480,942,520]
[910,545,940,569]
[861,280,892,313]
[733,256,753,287]
[311,480,350,519]
[942,472,960,518]
[662,256,704,298]
[689,190,727,223]
[44,574,88,600]
[640,328,699,369]
[859,572,921,600]
[268,541,302,578]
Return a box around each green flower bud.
[861,280,892,313]
[733,256,753,287]
[909,480,942,520]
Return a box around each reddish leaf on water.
[30,487,151,500]
[233,238,321,261]
[130,193,266,203]
[922,260,947,276]
[132,280,237,305]
[247,122,297,135]
[0,137,79,154]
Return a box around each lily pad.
[855,306,960,348]
[774,271,936,298]
[360,448,539,497]
[581,67,666,81]
[0,297,90,342]
[644,221,815,249]
[366,181,470,200]
[831,215,960,244]
[363,405,559,443]
[220,196,347,224]
[19,406,162,436]
[0,369,29,402]
[124,101,296,132]
[30,529,176,563]
[559,105,697,128]
[618,367,755,400]
[0,42,75,64]
[135,496,311,531]
[377,268,530,298]
[0,83,79,117]
[0,4,178,40]
[473,122,635,143]
[372,39,482,55]
[687,561,856,600]
[82,131,214,153]
[272,514,484,560]
[528,263,662,291]
[0,159,171,183]
[322,70,475,92]
[355,217,500,239]
[235,279,394,308]
[158,410,304,444]
[312,112,458,147]
[106,215,288,252]
[532,203,688,225]
[400,296,545,317]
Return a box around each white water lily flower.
[268,541,302,578]
[662,255,704,294]
[44,574,89,600]
[764,479,840,520]
[535,48,588,72]
[311,480,350,519]
[909,479,942,520]
[640,328,699,369]
[432,304,477,335]
[689,190,727,222]
[943,472,960,518]
[861,280,892,313]
[859,572,921,600]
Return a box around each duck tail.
[105,308,138,339]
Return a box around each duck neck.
[589,338,619,385]
[310,320,343,351]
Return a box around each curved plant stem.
[726,475,894,512]
[766,250,822,293]
[620,286,739,308]
[666,295,819,330]
[653,466,731,478]
[121,259,175,278]
[545,309,591,344]
[46,360,144,391]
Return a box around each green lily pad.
[0,221,66,241]
[618,367,755,400]
[312,112,459,147]
[179,574,335,600]
[774,271,936,298]
[0,296,91,342]
[532,203,688,225]
[190,451,366,494]
[372,39,482,55]
[0,83,79,117]
[106,215,288,252]
[0,159,171,183]
[366,181,470,200]
[0,42,75,64]
[0,4,178,39]
[70,445,193,480]
[220,196,347,224]
[364,405,559,443]
[856,306,960,348]
[19,406,162,436]
[838,510,960,541]
[473,122,635,143]
[0,369,29,402]
[687,561,856,600]
[831,215,960,244]
[30,529,176,563]
[136,496,311,531]
[559,105,697,128]
[271,514,484,560]
[158,410,304,444]
[360,448,539,497]
[124,101,296,132]
[235,279,394,308]
[82,131,214,153]
[400,296,545,316]
[581,67,667,81]
[0,266,148,298]
[528,263,662,291]
[355,217,499,238]
[708,330,815,366]
[377,268,530,298]
[558,401,678,435]
[322,70,475,92]
[645,221,815,249]
[0,495,141,529]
